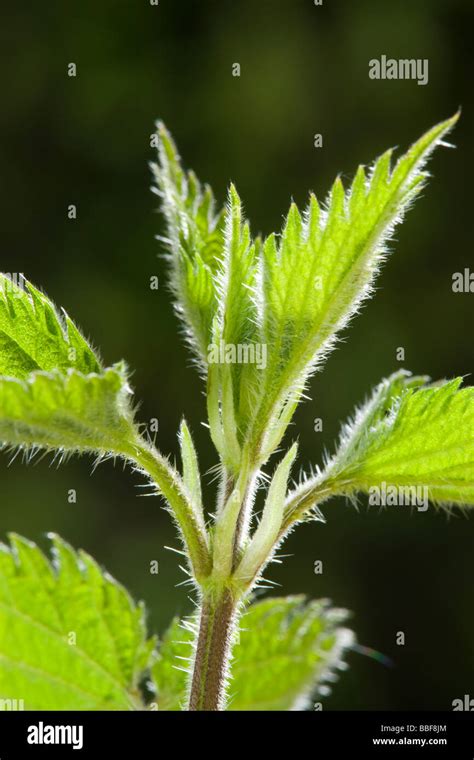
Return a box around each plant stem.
[188,589,237,711]
[125,439,212,581]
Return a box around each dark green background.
[0,0,472,709]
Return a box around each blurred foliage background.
[0,0,472,709]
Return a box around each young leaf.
[179,419,204,517]
[0,363,136,455]
[234,443,298,586]
[244,114,459,463]
[153,130,263,471]
[0,272,137,455]
[214,185,257,351]
[284,371,474,526]
[151,123,225,368]
[0,272,210,579]
[151,596,354,711]
[207,186,259,469]
[335,375,474,506]
[0,273,101,377]
[0,534,154,709]
[150,616,190,710]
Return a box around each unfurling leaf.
[153,115,460,474]
[151,123,225,368]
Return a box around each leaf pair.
[153,115,462,472]
[152,114,474,593]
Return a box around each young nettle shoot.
[0,113,472,711]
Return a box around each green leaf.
[0,534,154,710]
[0,363,136,455]
[213,185,258,350]
[0,273,101,378]
[207,185,260,468]
[285,371,474,522]
[0,273,138,456]
[0,272,209,578]
[244,114,459,462]
[152,596,354,711]
[331,373,474,507]
[179,419,203,516]
[235,443,298,587]
[153,129,264,471]
[152,123,225,367]
[229,596,354,710]
[150,616,192,710]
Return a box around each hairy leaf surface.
[332,373,474,506]
[152,124,225,367]
[0,535,154,710]
[244,114,459,460]
[0,363,136,455]
[285,371,474,523]
[0,274,137,455]
[0,274,101,378]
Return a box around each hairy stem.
[124,438,212,580]
[188,589,237,711]
[282,475,351,531]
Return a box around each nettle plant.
[0,113,473,712]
